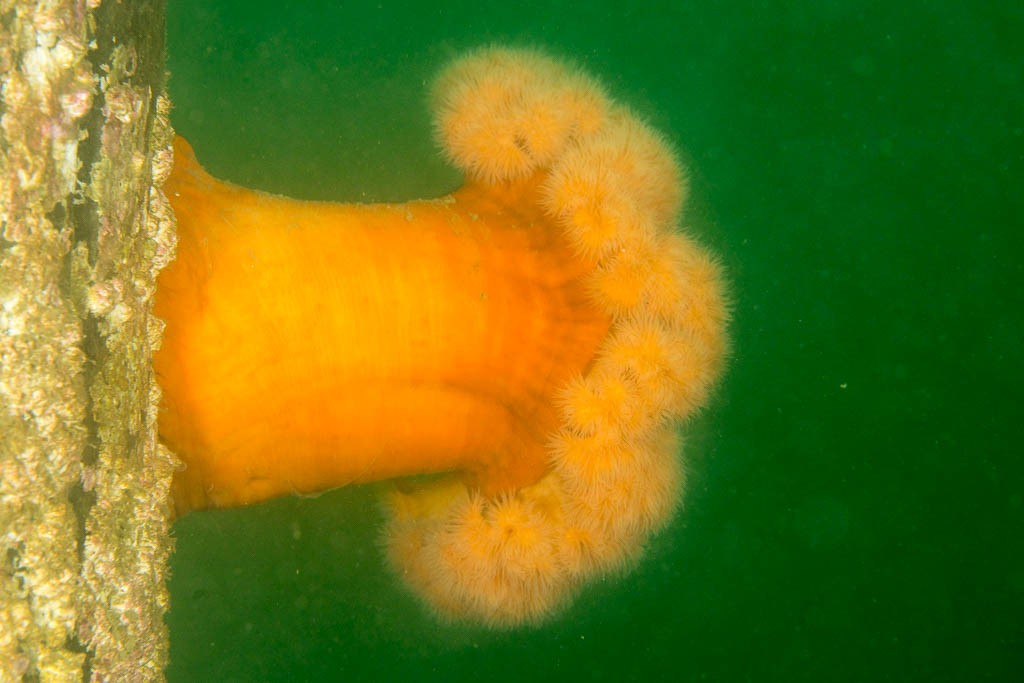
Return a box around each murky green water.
[165,2,1023,680]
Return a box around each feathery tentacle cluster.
[384,47,727,627]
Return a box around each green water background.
[165,1,1023,680]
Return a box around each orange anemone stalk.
[155,47,728,627]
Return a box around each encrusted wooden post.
[1,0,176,679]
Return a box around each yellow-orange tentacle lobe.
[155,46,728,628]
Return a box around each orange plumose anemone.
[155,46,728,628]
